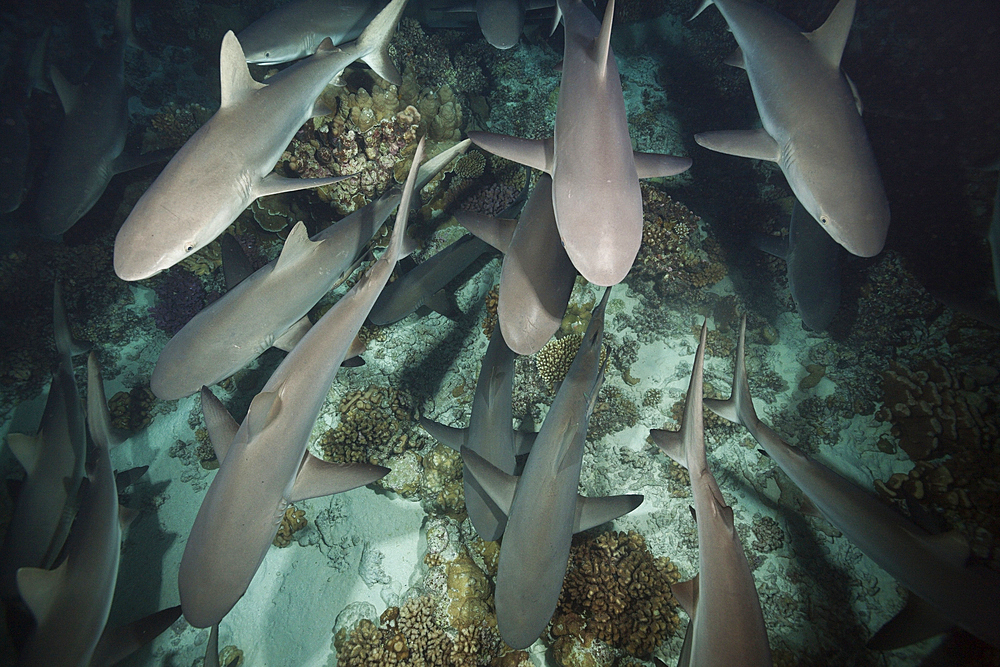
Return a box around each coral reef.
[108,386,156,432]
[535,334,609,392]
[588,385,639,441]
[551,531,682,660]
[481,286,499,339]
[148,267,208,335]
[273,505,307,548]
[317,385,418,465]
[143,102,212,152]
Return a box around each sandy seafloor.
[2,1,1000,666]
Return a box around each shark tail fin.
[689,0,714,22]
[594,0,615,79]
[355,0,408,85]
[704,315,760,429]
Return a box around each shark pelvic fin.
[288,453,388,502]
[273,317,312,352]
[219,31,266,109]
[650,428,687,468]
[671,574,700,618]
[461,445,517,516]
[49,65,80,114]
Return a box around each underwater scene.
[0,0,999,664]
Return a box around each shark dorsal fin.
[246,390,281,439]
[219,31,265,109]
[315,36,337,53]
[17,560,69,625]
[805,0,856,69]
[49,65,80,114]
[7,433,41,476]
[593,0,615,79]
[273,221,318,274]
[200,387,239,464]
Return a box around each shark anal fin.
[695,129,780,162]
[49,65,80,114]
[468,132,553,173]
[633,152,693,178]
[273,316,312,352]
[724,46,745,69]
[288,453,389,503]
[200,387,239,463]
[573,494,643,532]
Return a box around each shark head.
[784,128,890,258]
[114,200,221,281]
[476,0,525,49]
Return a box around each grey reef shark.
[177,138,428,629]
[149,139,468,401]
[421,327,522,542]
[15,353,180,667]
[456,173,577,355]
[237,0,387,66]
[650,323,771,667]
[469,0,692,287]
[692,0,890,257]
[0,283,86,601]
[755,199,842,331]
[35,0,168,237]
[113,0,409,282]
[461,287,643,649]
[368,232,492,325]
[708,317,1000,650]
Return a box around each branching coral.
[551,530,682,660]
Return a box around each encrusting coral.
[273,505,307,547]
[550,530,682,661]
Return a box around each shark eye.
[185,244,194,252]
[819,215,829,225]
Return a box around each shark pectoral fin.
[115,466,148,493]
[753,232,788,260]
[288,453,389,502]
[460,445,517,516]
[695,129,780,162]
[17,560,69,625]
[573,494,643,532]
[671,575,699,619]
[49,65,81,114]
[111,147,174,175]
[273,316,312,352]
[454,211,516,253]
[420,416,467,452]
[468,132,553,173]
[355,0,409,85]
[256,172,351,198]
[90,605,183,667]
[805,0,856,69]
[200,387,239,463]
[219,31,266,109]
[592,0,615,79]
[867,592,952,651]
[633,152,693,178]
[246,390,281,439]
[7,432,41,475]
[415,139,471,191]
[650,428,687,469]
[724,46,745,69]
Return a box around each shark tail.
[355,0,409,86]
[704,315,761,430]
[689,0,714,22]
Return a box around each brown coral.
[317,385,417,465]
[552,531,682,658]
[272,505,307,547]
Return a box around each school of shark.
[0,0,998,665]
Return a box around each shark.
[149,139,468,401]
[706,316,1000,649]
[368,233,492,325]
[755,199,842,331]
[15,353,137,666]
[237,0,386,65]
[460,287,643,648]
[0,283,86,600]
[692,0,890,258]
[468,0,692,287]
[455,173,577,355]
[177,138,428,629]
[113,0,408,281]
[989,163,1000,308]
[649,323,772,667]
[35,0,166,237]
